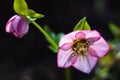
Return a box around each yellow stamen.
[72,39,90,55]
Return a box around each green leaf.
[26,9,44,22]
[44,25,64,44]
[14,0,44,21]
[43,25,58,53]
[73,17,91,31]
[43,25,64,53]
[47,32,64,53]
[56,33,64,44]
[14,0,28,15]
[44,25,56,40]
[48,45,58,53]
[109,22,120,37]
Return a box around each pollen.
[72,39,90,55]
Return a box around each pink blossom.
[57,30,109,73]
[6,15,29,38]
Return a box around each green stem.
[32,21,71,80]
[32,21,58,48]
[65,68,71,80]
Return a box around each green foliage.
[73,17,91,31]
[26,9,44,22]
[14,0,28,15]
[14,0,44,22]
[99,51,115,67]
[44,25,64,53]
[93,67,110,80]
[116,51,120,60]
[109,22,120,38]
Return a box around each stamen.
[72,39,90,55]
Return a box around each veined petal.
[59,31,80,47]
[88,47,99,57]
[6,21,13,33]
[15,18,29,35]
[72,54,98,73]
[6,15,18,32]
[75,31,86,39]
[57,49,77,68]
[90,37,109,57]
[87,36,100,43]
[84,30,100,39]
[60,43,73,51]
[12,16,22,33]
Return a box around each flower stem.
[32,21,58,48]
[32,21,71,80]
[65,68,71,80]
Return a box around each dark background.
[0,0,120,80]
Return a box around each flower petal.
[72,54,98,73]
[59,31,80,47]
[90,37,109,57]
[84,30,100,39]
[6,15,18,32]
[75,31,86,39]
[87,36,100,43]
[12,16,28,34]
[88,47,99,57]
[57,49,77,68]
[60,43,73,51]
[6,21,13,33]
[12,15,21,32]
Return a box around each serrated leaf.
[14,0,28,15]
[73,17,91,31]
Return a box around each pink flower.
[57,30,109,73]
[6,15,29,38]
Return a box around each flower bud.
[6,15,29,38]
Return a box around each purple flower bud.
[6,15,29,38]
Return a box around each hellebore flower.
[57,30,109,73]
[6,15,29,38]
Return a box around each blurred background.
[0,0,120,80]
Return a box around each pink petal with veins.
[6,15,18,32]
[73,54,98,73]
[59,31,80,47]
[90,37,109,57]
[57,49,77,68]
[60,43,73,51]
[84,30,101,39]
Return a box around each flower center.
[72,39,90,55]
